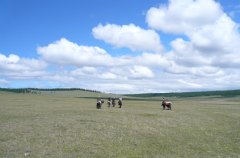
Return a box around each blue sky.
[0,0,168,56]
[1,0,240,93]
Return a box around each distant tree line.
[0,88,30,93]
[0,88,101,93]
[125,90,240,98]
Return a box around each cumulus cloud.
[37,38,170,69]
[0,53,47,79]
[178,79,203,89]
[70,65,154,80]
[0,54,19,63]
[0,53,46,71]
[109,65,155,79]
[92,23,163,52]
[37,38,114,66]
[94,83,136,94]
[146,0,240,72]
[189,14,240,54]
[146,0,223,34]
[71,67,97,76]
[70,67,118,80]
[128,66,155,79]
[134,53,170,67]
[98,72,118,80]
[168,38,212,67]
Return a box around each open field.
[0,91,240,158]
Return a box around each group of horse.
[96,97,123,109]
[96,97,172,110]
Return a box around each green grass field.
[0,91,240,158]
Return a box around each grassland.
[0,91,240,158]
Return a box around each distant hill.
[0,88,118,98]
[124,90,240,98]
[0,88,101,93]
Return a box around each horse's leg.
[166,104,169,110]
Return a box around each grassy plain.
[0,91,240,158]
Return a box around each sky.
[0,0,240,93]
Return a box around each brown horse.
[161,98,172,110]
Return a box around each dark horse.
[161,98,172,110]
[96,99,104,109]
[112,98,116,107]
[118,98,123,108]
[107,98,112,107]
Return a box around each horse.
[107,98,112,107]
[96,99,104,109]
[118,98,123,108]
[161,98,172,110]
[112,98,116,107]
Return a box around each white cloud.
[37,38,114,66]
[178,79,203,89]
[168,38,212,67]
[0,53,46,71]
[92,23,163,52]
[134,53,170,67]
[70,67,118,80]
[0,54,20,63]
[37,38,170,69]
[146,0,223,34]
[71,67,98,76]
[0,53,47,79]
[109,65,155,80]
[146,0,240,70]
[93,83,136,94]
[129,66,155,79]
[70,65,154,80]
[98,72,118,80]
[189,14,240,54]
[212,53,240,68]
